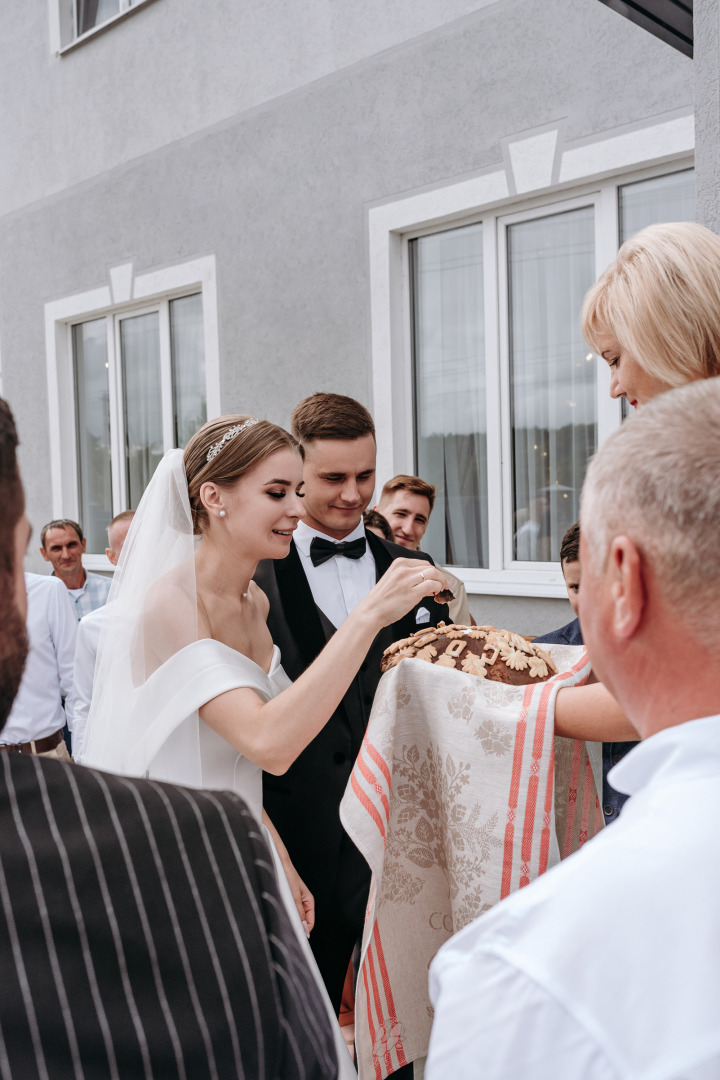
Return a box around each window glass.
[72,291,206,552]
[619,168,695,243]
[73,319,112,553]
[170,293,207,448]
[120,311,163,509]
[508,206,596,562]
[619,169,695,421]
[412,223,488,568]
[76,0,121,35]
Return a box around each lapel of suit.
[365,530,415,653]
[366,528,393,583]
[365,530,450,641]
[275,541,328,667]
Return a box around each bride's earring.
[218,509,227,518]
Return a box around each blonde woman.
[582,220,720,407]
[557,221,720,821]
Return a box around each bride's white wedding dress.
[128,639,357,1078]
[82,450,356,1078]
[121,639,290,802]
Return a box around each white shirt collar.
[294,517,367,556]
[608,713,720,797]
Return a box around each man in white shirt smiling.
[40,518,111,621]
[427,378,720,1080]
[375,473,473,626]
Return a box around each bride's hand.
[360,558,448,628]
[263,811,316,933]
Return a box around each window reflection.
[619,169,695,243]
[120,311,163,510]
[171,294,206,448]
[412,223,488,569]
[76,0,122,35]
[508,207,596,562]
[619,169,695,423]
[74,319,112,553]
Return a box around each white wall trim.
[367,111,694,596]
[559,113,694,184]
[507,128,560,194]
[44,253,220,523]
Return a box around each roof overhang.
[597,0,693,58]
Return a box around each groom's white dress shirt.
[427,714,720,1080]
[293,519,377,629]
[2,574,77,744]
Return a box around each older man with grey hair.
[426,378,720,1080]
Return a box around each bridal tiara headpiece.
[206,418,260,462]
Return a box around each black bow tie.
[309,536,367,567]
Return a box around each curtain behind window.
[120,311,163,510]
[74,319,112,553]
[508,206,596,562]
[77,0,121,34]
[412,223,489,569]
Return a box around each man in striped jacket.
[0,397,337,1080]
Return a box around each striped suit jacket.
[0,753,338,1080]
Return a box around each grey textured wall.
[0,0,693,625]
[1,0,500,216]
[695,0,720,232]
[468,594,574,636]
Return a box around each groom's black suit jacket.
[256,529,448,925]
[0,753,337,1080]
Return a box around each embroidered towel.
[340,644,602,1080]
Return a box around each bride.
[83,413,446,1076]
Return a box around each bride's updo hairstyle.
[184,414,300,534]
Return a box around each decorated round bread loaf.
[380,623,557,684]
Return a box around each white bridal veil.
[82,448,207,783]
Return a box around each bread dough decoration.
[381,623,558,685]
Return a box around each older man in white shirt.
[427,379,720,1080]
[40,518,111,621]
[1,572,77,757]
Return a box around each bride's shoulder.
[144,563,196,617]
[142,561,198,665]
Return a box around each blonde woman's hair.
[184,414,299,534]
[581,221,720,388]
[581,378,720,649]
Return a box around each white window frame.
[45,255,220,569]
[49,0,159,56]
[368,110,694,598]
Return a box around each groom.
[257,392,449,1011]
